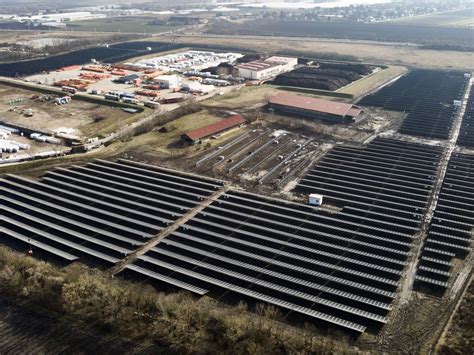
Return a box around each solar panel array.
[415,153,474,289]
[0,159,224,265]
[294,137,442,220]
[457,88,474,147]
[359,70,468,140]
[123,139,444,333]
[0,138,459,333]
[124,189,412,333]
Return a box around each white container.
[308,193,323,206]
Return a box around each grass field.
[68,16,183,34]
[201,86,280,110]
[112,109,231,158]
[165,35,474,70]
[202,85,348,111]
[387,8,474,28]
[337,66,407,98]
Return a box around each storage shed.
[181,115,246,144]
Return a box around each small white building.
[154,75,182,89]
[237,60,284,80]
[308,193,323,206]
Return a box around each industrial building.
[113,74,140,84]
[237,56,297,80]
[182,115,246,144]
[268,92,362,123]
[154,75,182,89]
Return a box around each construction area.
[0,39,472,354]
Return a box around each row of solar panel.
[294,137,442,218]
[121,139,444,333]
[398,103,458,140]
[0,158,402,333]
[123,187,427,333]
[457,89,474,147]
[358,70,468,140]
[0,160,224,264]
[415,153,474,289]
[359,70,466,110]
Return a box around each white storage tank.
[308,193,323,206]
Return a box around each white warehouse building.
[237,56,297,80]
[153,75,182,89]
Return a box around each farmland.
[67,16,184,34]
[386,8,474,28]
[165,35,474,70]
[208,20,474,48]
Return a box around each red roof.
[184,115,245,141]
[268,92,361,117]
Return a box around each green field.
[337,66,407,98]
[67,16,183,34]
[387,8,474,28]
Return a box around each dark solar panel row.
[0,160,224,266]
[123,166,441,334]
[457,88,474,147]
[359,70,468,139]
[415,153,474,289]
[294,137,442,218]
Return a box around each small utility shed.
[113,74,140,84]
[182,115,246,144]
[268,92,362,123]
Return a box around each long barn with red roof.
[181,115,246,144]
[268,92,362,123]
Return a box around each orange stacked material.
[112,64,142,72]
[143,84,161,90]
[111,70,127,76]
[141,70,164,80]
[54,79,92,91]
[80,73,110,80]
[188,76,203,82]
[54,80,69,87]
[82,65,107,73]
[135,89,159,97]
[57,65,81,72]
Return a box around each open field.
[166,35,474,70]
[436,275,473,354]
[0,84,136,138]
[116,109,229,156]
[208,20,474,47]
[201,85,348,111]
[68,16,183,34]
[386,8,474,28]
[201,86,279,110]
